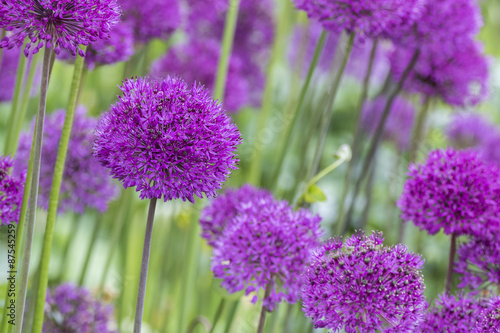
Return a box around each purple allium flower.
[121,0,181,43]
[390,39,489,107]
[417,293,486,333]
[455,236,500,290]
[0,0,121,57]
[293,0,426,39]
[301,231,426,333]
[151,40,250,113]
[361,96,415,151]
[43,283,116,333]
[0,47,19,102]
[93,76,241,203]
[476,297,500,332]
[200,184,273,246]
[0,156,25,225]
[211,196,322,310]
[14,107,118,214]
[397,148,500,238]
[446,113,496,150]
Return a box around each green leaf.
[304,184,327,203]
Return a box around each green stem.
[13,45,52,333]
[213,0,240,101]
[208,299,225,333]
[271,30,328,190]
[223,300,240,333]
[360,157,377,230]
[31,47,87,333]
[78,214,100,286]
[445,233,457,294]
[256,282,273,333]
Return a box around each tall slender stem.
[360,158,376,230]
[256,282,273,333]
[31,47,87,333]
[13,45,52,333]
[445,233,457,294]
[78,214,100,285]
[133,198,158,333]
[208,299,226,333]
[223,300,240,333]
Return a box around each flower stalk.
[257,281,273,333]
[445,233,457,294]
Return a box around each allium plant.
[212,196,322,311]
[476,297,500,332]
[301,231,426,333]
[43,283,116,333]
[14,107,118,214]
[0,156,25,225]
[200,184,273,246]
[0,47,18,102]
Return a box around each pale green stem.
[208,299,225,333]
[78,214,100,286]
[31,47,87,333]
[223,300,240,333]
[13,45,52,333]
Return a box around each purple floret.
[476,297,500,332]
[301,231,426,333]
[0,156,25,225]
[398,148,500,238]
[0,0,121,57]
[43,283,116,333]
[93,76,242,203]
[212,196,322,310]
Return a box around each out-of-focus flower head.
[93,76,242,203]
[476,297,500,333]
[0,156,25,225]
[0,47,19,102]
[0,0,121,57]
[200,184,273,247]
[212,196,322,311]
[446,113,496,149]
[15,107,118,214]
[301,231,426,333]
[398,148,500,238]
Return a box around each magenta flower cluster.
[43,283,115,333]
[0,0,120,57]
[398,148,500,238]
[476,297,500,332]
[301,231,426,333]
[0,156,25,225]
[94,76,241,203]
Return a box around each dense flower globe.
[455,236,500,290]
[0,0,121,57]
[0,156,25,225]
[14,107,118,214]
[301,231,426,333]
[200,184,273,246]
[43,283,116,333]
[94,76,241,203]
[0,47,18,102]
[212,197,322,310]
[476,297,500,332]
[151,40,250,113]
[361,96,415,151]
[398,148,500,238]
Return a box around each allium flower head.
[93,76,242,203]
[200,184,273,246]
[0,156,25,225]
[151,40,250,113]
[398,148,500,238]
[0,0,121,57]
[476,297,500,333]
[301,231,426,333]
[446,113,496,149]
[15,107,118,214]
[0,47,19,102]
[212,197,322,310]
[43,283,116,333]
[361,96,415,151]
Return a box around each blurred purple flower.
[43,283,116,333]
[15,107,118,214]
[212,196,322,310]
[93,76,241,203]
[0,47,18,102]
[301,231,426,333]
[0,156,25,225]
[398,148,500,238]
[0,0,121,57]
[446,113,495,149]
[476,297,500,332]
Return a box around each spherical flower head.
[301,231,426,333]
[476,297,500,333]
[361,96,415,152]
[94,76,242,203]
[293,0,426,39]
[0,0,121,57]
[390,39,489,107]
[0,156,25,225]
[397,148,500,238]
[151,39,250,113]
[200,184,273,247]
[446,113,495,149]
[455,236,500,290]
[14,107,118,214]
[43,283,116,333]
[417,293,486,333]
[212,197,322,310]
[121,0,181,43]
[0,47,19,102]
